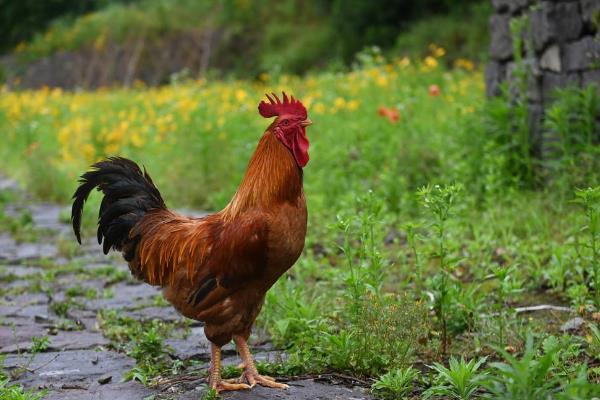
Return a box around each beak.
[300,118,313,127]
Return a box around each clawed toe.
[256,376,288,389]
[223,373,284,389]
[240,371,288,389]
[213,381,252,393]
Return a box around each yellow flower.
[82,144,95,161]
[235,89,248,103]
[423,56,438,70]
[347,99,360,111]
[454,58,475,71]
[61,149,73,162]
[376,75,389,87]
[177,98,196,113]
[7,102,22,122]
[334,97,346,109]
[50,88,63,98]
[396,57,410,68]
[58,127,70,147]
[106,121,128,144]
[429,43,446,58]
[105,144,119,154]
[313,102,326,115]
[130,132,144,147]
[302,95,314,108]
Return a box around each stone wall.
[485,0,600,153]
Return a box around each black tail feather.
[71,157,166,255]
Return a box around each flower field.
[0,50,481,211]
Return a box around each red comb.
[258,92,307,119]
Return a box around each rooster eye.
[282,120,289,126]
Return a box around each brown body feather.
[126,130,306,345]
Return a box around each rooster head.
[258,92,312,168]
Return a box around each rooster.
[71,92,311,392]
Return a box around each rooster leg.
[232,335,289,389]
[208,343,251,392]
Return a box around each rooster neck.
[224,131,303,218]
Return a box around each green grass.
[0,191,49,243]
[1,48,600,397]
[1,340,49,400]
[97,309,181,384]
[0,376,45,400]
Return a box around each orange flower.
[377,106,400,124]
[428,84,441,97]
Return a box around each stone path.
[0,176,372,399]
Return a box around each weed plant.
[574,187,600,307]
[417,183,463,355]
[423,356,487,400]
[371,366,419,399]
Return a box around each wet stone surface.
[221,380,372,400]
[0,234,59,263]
[0,177,372,399]
[3,350,136,389]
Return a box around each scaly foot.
[207,343,251,393]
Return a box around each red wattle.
[293,131,310,167]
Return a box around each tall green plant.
[417,183,462,355]
[544,86,600,191]
[475,14,538,192]
[489,264,522,346]
[484,333,557,399]
[337,190,386,318]
[508,14,534,187]
[574,186,600,306]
